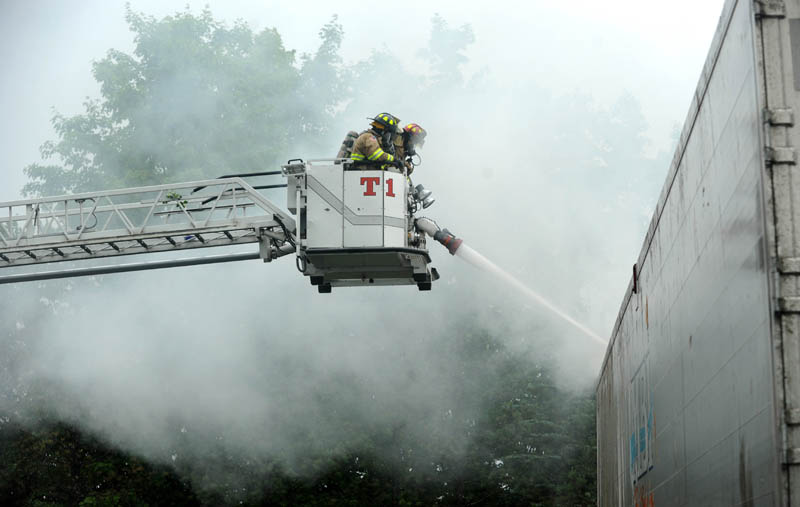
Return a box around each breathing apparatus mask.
[368,121,396,154]
[381,130,394,152]
[404,132,424,165]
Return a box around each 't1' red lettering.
[360,177,380,196]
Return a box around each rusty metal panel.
[597,0,783,504]
[597,356,620,506]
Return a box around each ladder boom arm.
[0,177,295,270]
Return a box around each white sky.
[0,0,725,201]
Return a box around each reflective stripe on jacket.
[351,131,395,164]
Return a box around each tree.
[0,423,199,506]
[418,14,476,90]
[23,7,345,197]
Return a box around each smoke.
[3,262,503,487]
[0,0,724,498]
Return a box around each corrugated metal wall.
[596,0,781,504]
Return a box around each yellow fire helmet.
[368,112,400,133]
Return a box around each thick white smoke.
[0,0,724,495]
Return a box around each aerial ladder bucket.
[283,159,438,292]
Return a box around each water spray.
[415,218,606,345]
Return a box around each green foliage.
[0,326,595,506]
[297,16,347,132]
[0,424,198,506]
[164,191,187,208]
[23,7,344,197]
[418,14,476,89]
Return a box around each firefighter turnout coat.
[350,130,395,165]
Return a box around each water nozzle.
[415,218,463,256]
[433,228,463,255]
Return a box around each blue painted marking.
[639,427,646,453]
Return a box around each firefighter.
[394,123,427,175]
[350,113,401,169]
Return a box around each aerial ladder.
[0,159,462,292]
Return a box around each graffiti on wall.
[629,357,654,486]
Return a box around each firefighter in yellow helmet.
[350,113,401,169]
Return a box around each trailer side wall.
[596,0,780,504]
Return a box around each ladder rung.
[80,245,92,254]
[137,239,149,249]
[52,248,65,257]
[108,242,120,252]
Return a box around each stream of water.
[454,243,607,345]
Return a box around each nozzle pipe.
[434,229,463,255]
[415,218,463,256]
